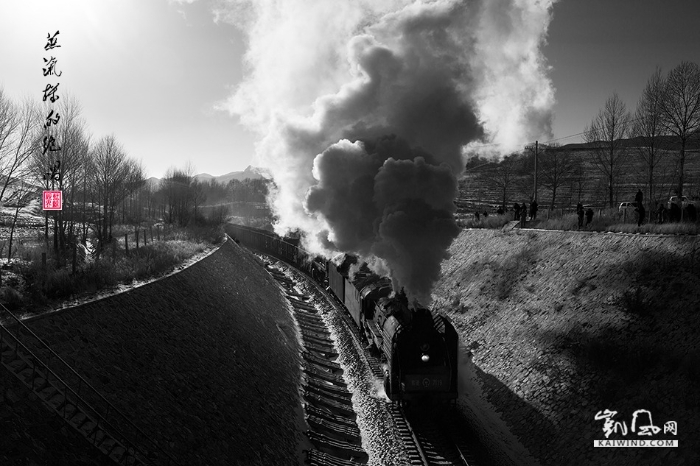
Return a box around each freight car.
[226,223,459,401]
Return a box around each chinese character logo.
[664,421,677,436]
[43,190,62,210]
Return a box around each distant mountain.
[145,177,160,188]
[148,166,267,187]
[207,166,267,185]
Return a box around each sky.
[0,0,699,179]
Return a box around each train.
[226,223,459,402]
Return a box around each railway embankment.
[433,229,700,466]
[1,239,307,466]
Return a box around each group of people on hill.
[470,188,700,228]
[513,200,539,225]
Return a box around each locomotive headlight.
[420,343,430,362]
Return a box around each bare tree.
[6,180,34,262]
[476,154,519,209]
[0,92,40,204]
[538,144,576,209]
[160,163,196,226]
[584,92,631,208]
[659,61,700,198]
[191,179,207,225]
[568,159,587,205]
[31,97,90,258]
[54,99,90,250]
[90,135,143,244]
[632,67,668,207]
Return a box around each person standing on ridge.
[636,203,646,227]
[577,203,584,229]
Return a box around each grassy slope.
[433,229,700,466]
[4,240,305,466]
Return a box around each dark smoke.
[219,0,556,303]
[306,136,461,304]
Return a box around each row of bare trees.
[469,61,700,211]
[0,91,144,262]
[585,61,700,207]
[1,88,275,266]
[468,147,587,211]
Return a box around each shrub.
[11,222,221,313]
[606,222,700,235]
[619,287,650,315]
[458,214,510,229]
[43,268,74,299]
[528,208,700,234]
[0,286,24,310]
[77,261,119,292]
[531,214,579,231]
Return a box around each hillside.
[460,142,700,212]
[1,240,306,466]
[433,228,699,466]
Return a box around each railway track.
[263,260,368,466]
[397,404,482,466]
[251,248,491,466]
[291,264,484,466]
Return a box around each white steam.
[216,0,556,303]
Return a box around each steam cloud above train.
[221,0,556,303]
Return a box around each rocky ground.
[1,239,307,466]
[433,228,700,466]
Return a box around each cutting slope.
[433,228,700,466]
[7,239,304,466]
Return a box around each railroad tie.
[305,431,369,462]
[303,363,347,386]
[306,449,368,466]
[301,352,342,372]
[303,391,356,418]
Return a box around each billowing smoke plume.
[217,0,556,303]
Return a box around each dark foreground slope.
[1,239,304,466]
[434,229,700,466]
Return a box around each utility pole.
[533,141,538,202]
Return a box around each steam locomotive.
[226,223,458,402]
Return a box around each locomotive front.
[379,299,459,401]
